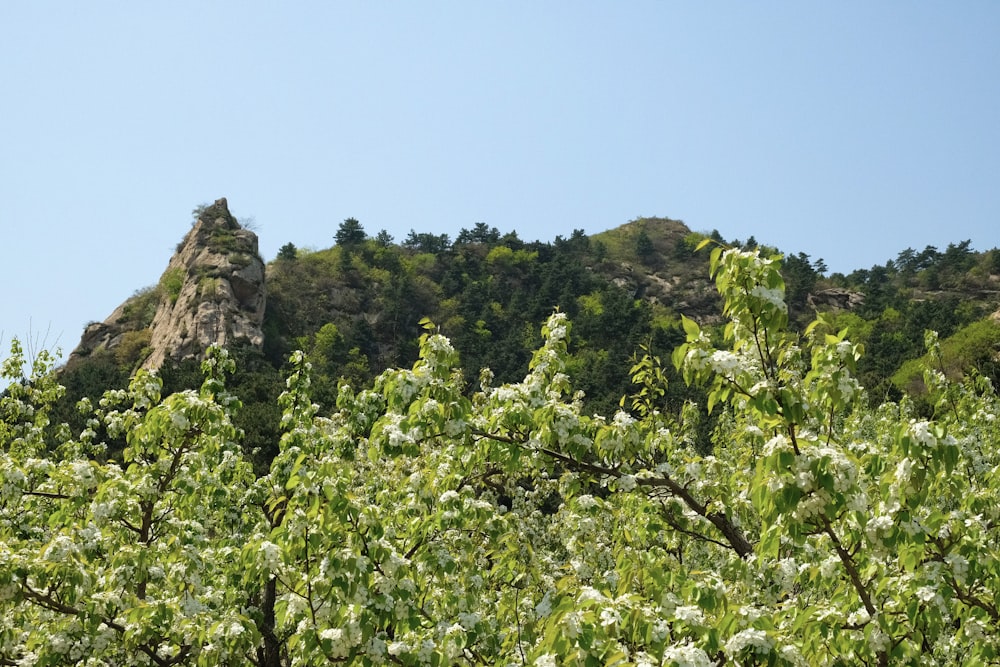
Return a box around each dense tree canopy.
[3,247,1000,665]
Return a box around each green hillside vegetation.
[823,242,1000,402]
[47,215,1000,472]
[892,321,1000,400]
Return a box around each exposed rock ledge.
[68,198,266,371]
[807,288,865,312]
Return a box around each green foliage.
[207,227,243,254]
[114,329,152,368]
[190,202,209,224]
[335,217,366,246]
[403,230,451,253]
[892,319,1000,398]
[118,285,162,329]
[275,242,297,261]
[197,275,221,297]
[456,222,500,245]
[159,267,186,304]
[781,251,821,317]
[635,227,655,262]
[7,250,1000,665]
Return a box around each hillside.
[51,200,1000,467]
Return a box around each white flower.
[750,285,787,310]
[170,411,190,431]
[535,654,558,667]
[945,552,969,584]
[819,555,840,578]
[618,474,637,492]
[535,594,552,618]
[708,351,740,375]
[775,558,798,591]
[577,587,605,604]
[894,457,913,484]
[438,490,460,505]
[570,557,593,579]
[634,652,657,667]
[320,628,343,641]
[599,607,621,627]
[662,641,716,667]
[868,627,890,652]
[319,628,351,658]
[794,470,814,491]
[562,611,583,638]
[42,535,77,563]
[48,633,71,655]
[458,611,480,630]
[763,434,790,456]
[725,628,772,656]
[259,540,281,572]
[674,605,704,624]
[72,460,97,489]
[387,641,408,656]
[910,420,936,447]
[846,607,870,626]
[865,514,893,542]
[965,618,987,641]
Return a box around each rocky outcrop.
[142,198,265,369]
[67,198,266,371]
[807,288,865,312]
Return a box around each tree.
[781,250,819,315]
[276,242,297,261]
[991,248,1000,275]
[636,228,655,261]
[4,248,1000,665]
[403,230,451,254]
[456,222,500,246]
[335,217,366,246]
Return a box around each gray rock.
[67,198,267,371]
[807,288,865,312]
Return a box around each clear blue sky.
[2,3,998,360]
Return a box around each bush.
[114,329,153,368]
[160,267,185,304]
[118,285,162,328]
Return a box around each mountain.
[54,200,1000,466]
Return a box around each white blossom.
[708,350,741,375]
[725,628,772,656]
[662,641,717,667]
[674,605,704,624]
[534,654,558,667]
[259,540,281,572]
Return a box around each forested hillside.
[48,211,1000,471]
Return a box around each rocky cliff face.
[68,198,266,371]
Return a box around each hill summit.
[68,198,266,371]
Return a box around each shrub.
[160,267,186,304]
[114,329,153,368]
[118,285,163,328]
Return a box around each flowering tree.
[2,246,999,665]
